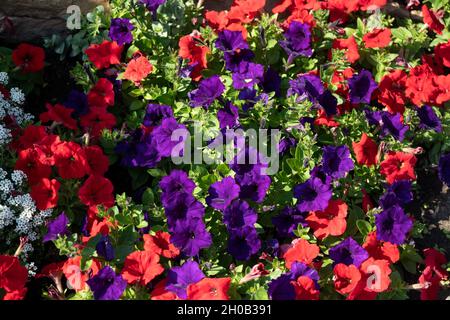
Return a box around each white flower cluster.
[0,168,52,257]
[0,72,34,135]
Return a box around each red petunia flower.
[405,64,440,106]
[377,69,408,114]
[359,258,392,293]
[121,251,164,286]
[314,109,340,127]
[273,0,293,14]
[281,8,316,29]
[40,103,78,130]
[36,261,65,280]
[80,108,116,138]
[78,175,114,208]
[332,36,360,64]
[227,0,265,24]
[88,78,115,109]
[362,189,374,213]
[63,256,101,292]
[123,56,153,85]
[362,28,391,48]
[434,40,450,68]
[83,145,109,176]
[283,238,320,269]
[151,279,179,300]
[15,147,52,184]
[12,43,45,73]
[54,141,88,180]
[205,10,229,31]
[306,200,348,240]
[422,5,444,35]
[13,125,47,151]
[419,248,448,300]
[352,133,378,166]
[0,255,28,294]
[3,288,27,300]
[187,277,231,300]
[85,40,123,69]
[333,264,362,295]
[363,232,399,264]
[435,74,450,104]
[30,178,60,210]
[380,151,417,184]
[34,134,61,166]
[291,276,320,300]
[325,0,359,24]
[179,32,210,81]
[143,231,180,259]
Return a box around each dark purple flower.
[152,118,188,157]
[218,101,240,129]
[238,88,262,111]
[86,266,127,300]
[329,237,369,267]
[383,180,413,206]
[143,104,173,127]
[318,90,337,116]
[206,177,240,211]
[380,112,409,141]
[224,49,255,72]
[189,75,225,109]
[223,199,258,230]
[287,74,324,101]
[310,165,333,185]
[216,30,249,51]
[171,218,212,257]
[272,206,308,238]
[43,212,70,243]
[439,153,450,186]
[109,18,134,45]
[235,171,271,203]
[348,70,378,104]
[227,226,261,261]
[417,105,442,133]
[165,195,205,230]
[232,62,264,90]
[96,235,115,261]
[260,67,281,96]
[229,147,268,176]
[139,0,166,13]
[322,145,354,179]
[293,177,332,212]
[159,169,196,208]
[278,137,297,155]
[364,108,382,126]
[64,90,89,117]
[375,205,413,244]
[165,260,205,299]
[134,134,162,167]
[279,21,312,58]
[268,262,319,300]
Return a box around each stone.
[0,0,109,44]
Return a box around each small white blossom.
[0,72,8,85]
[10,87,25,105]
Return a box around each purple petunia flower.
[235,170,271,203]
[218,101,240,129]
[189,75,225,109]
[164,195,205,230]
[143,104,174,127]
[348,70,378,104]
[232,62,264,90]
[294,177,332,212]
[272,206,308,238]
[139,0,166,13]
[43,212,70,243]
[417,105,442,133]
[228,226,261,261]
[380,112,409,142]
[260,67,281,96]
[216,30,249,52]
[364,108,382,126]
[278,137,297,155]
[279,21,313,58]
[109,18,134,45]
[223,199,258,230]
[134,133,162,168]
[329,237,369,267]
[96,235,115,261]
[206,177,241,211]
[64,90,89,117]
[165,260,205,299]
[268,262,319,300]
[86,266,127,300]
[287,74,324,102]
[171,218,212,257]
[159,169,196,208]
[152,118,188,158]
[229,147,268,176]
[318,90,337,116]
[322,145,354,179]
[380,180,413,209]
[375,205,413,245]
[438,153,450,186]
[224,49,255,72]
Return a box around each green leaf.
[356,219,372,236]
[252,287,269,300]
